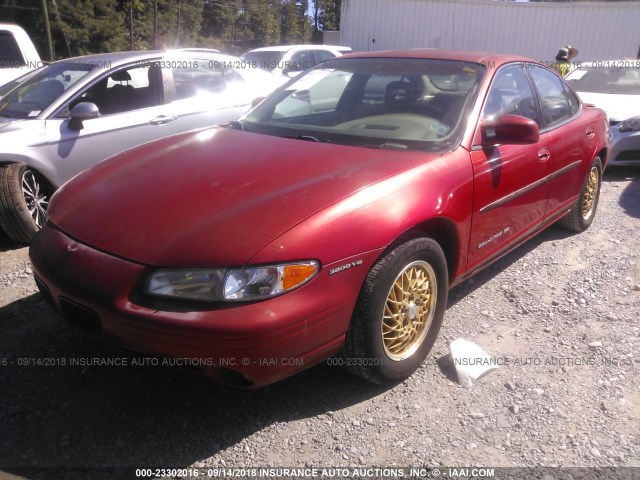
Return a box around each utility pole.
[41,0,54,61]
[129,0,134,50]
[176,0,181,47]
[153,0,158,49]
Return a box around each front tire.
[0,163,51,244]
[557,157,602,232]
[342,236,448,384]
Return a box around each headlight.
[619,116,640,133]
[144,261,319,302]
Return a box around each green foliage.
[0,0,337,58]
[57,0,127,56]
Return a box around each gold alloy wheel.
[582,166,599,220]
[382,260,437,361]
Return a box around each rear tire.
[342,236,448,384]
[557,157,602,232]
[0,163,51,244]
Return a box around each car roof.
[0,23,30,34]
[247,45,343,53]
[571,60,635,68]
[52,50,237,67]
[339,49,536,71]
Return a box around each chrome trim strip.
[479,160,581,213]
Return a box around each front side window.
[242,57,485,152]
[241,51,286,72]
[289,51,316,71]
[314,50,337,63]
[528,65,574,127]
[66,62,163,116]
[0,62,95,119]
[482,64,540,127]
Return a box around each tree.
[318,0,340,32]
[51,0,127,56]
[0,0,317,58]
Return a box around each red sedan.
[29,50,608,387]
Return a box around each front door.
[467,64,550,272]
[45,61,172,184]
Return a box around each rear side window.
[172,60,227,99]
[0,32,25,67]
[528,66,574,127]
[563,83,580,116]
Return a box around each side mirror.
[291,89,311,102]
[480,114,539,146]
[69,102,100,131]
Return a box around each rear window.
[0,32,25,68]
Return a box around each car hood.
[50,127,437,267]
[0,69,26,87]
[0,119,20,131]
[576,91,640,122]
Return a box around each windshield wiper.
[295,135,321,142]
[228,120,245,131]
[365,142,409,150]
[284,135,332,143]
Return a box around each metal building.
[340,0,640,61]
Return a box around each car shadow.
[0,230,25,253]
[446,223,575,308]
[606,168,640,219]
[0,293,392,477]
[0,184,623,476]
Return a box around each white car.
[241,45,350,77]
[566,60,640,167]
[0,50,286,243]
[0,24,42,87]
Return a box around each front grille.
[616,150,640,162]
[33,274,55,309]
[59,297,101,336]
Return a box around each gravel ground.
[0,168,638,478]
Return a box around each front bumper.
[29,224,376,387]
[609,125,640,167]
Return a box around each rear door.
[162,57,252,135]
[526,65,592,220]
[467,64,550,272]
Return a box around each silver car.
[565,60,640,168]
[0,50,286,243]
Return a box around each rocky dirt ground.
[0,168,638,479]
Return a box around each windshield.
[566,66,640,95]
[0,62,96,119]
[241,57,485,152]
[0,67,44,100]
[240,51,286,72]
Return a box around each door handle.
[149,115,176,125]
[586,127,595,138]
[538,147,551,162]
